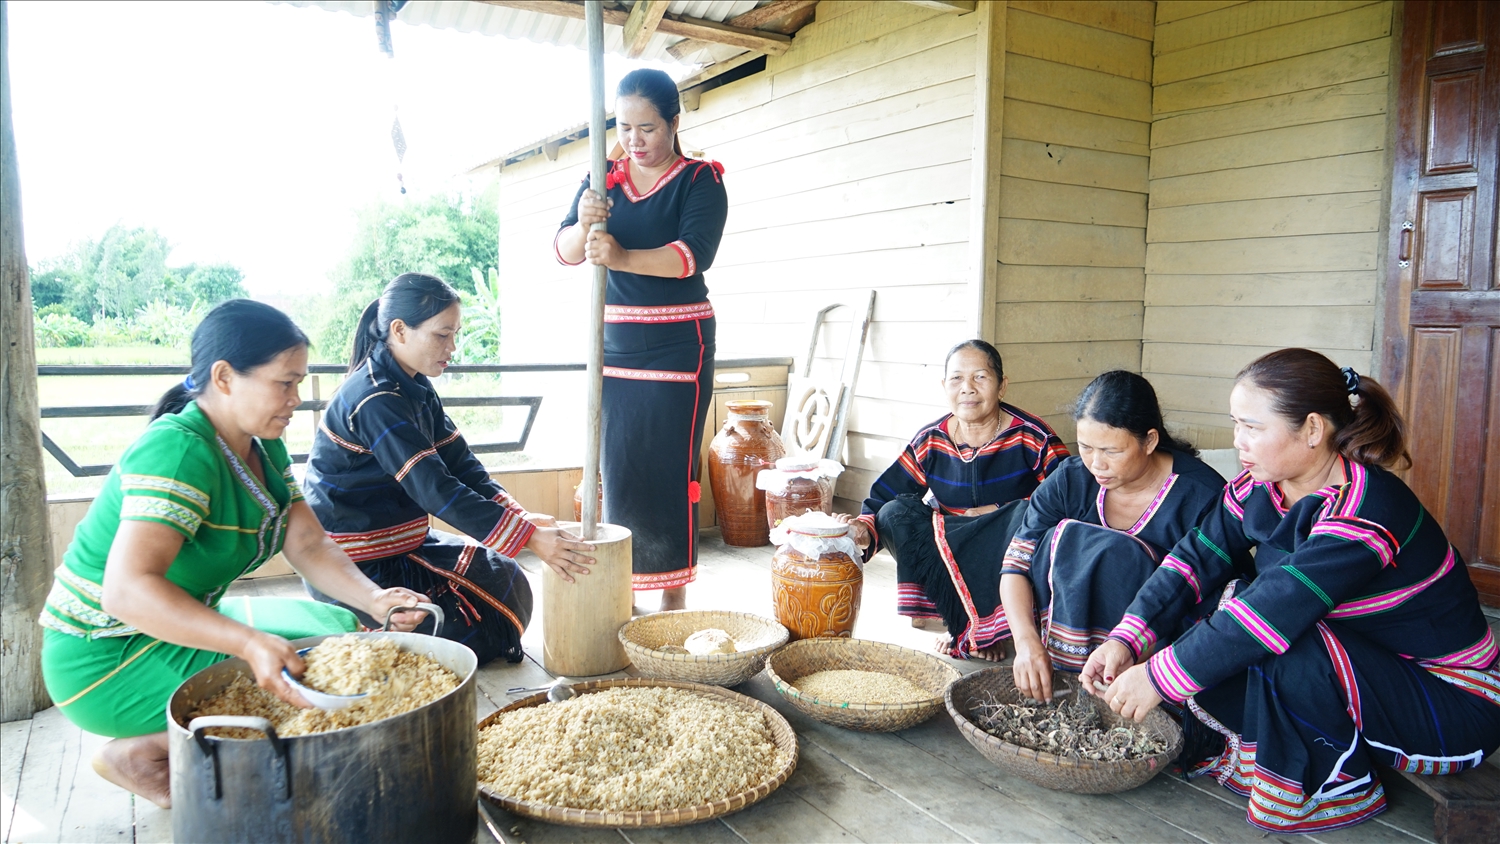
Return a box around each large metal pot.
[166,606,478,843]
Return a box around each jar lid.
[775,457,820,472]
[788,523,850,538]
[726,399,773,417]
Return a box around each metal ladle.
[504,677,577,702]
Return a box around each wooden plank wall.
[1142,0,1397,448]
[993,0,1156,446]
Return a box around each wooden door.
[1382,1,1500,602]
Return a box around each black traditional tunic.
[1109,460,1500,833]
[558,156,728,589]
[859,406,1068,657]
[1000,451,1225,671]
[302,345,534,665]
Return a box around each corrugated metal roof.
[276,0,765,64]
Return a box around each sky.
[7,1,680,297]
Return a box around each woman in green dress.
[38,299,429,809]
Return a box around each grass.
[37,346,586,499]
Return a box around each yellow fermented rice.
[478,687,787,812]
[189,635,459,737]
[794,669,930,704]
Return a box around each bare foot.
[972,640,1011,662]
[932,633,955,656]
[659,586,687,612]
[911,616,938,629]
[92,734,171,809]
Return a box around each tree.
[183,263,247,306]
[316,184,499,361]
[93,226,170,318]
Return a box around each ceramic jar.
[770,516,863,640]
[757,457,838,531]
[708,399,786,547]
[572,476,603,522]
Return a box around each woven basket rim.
[618,609,789,664]
[944,667,1183,774]
[766,637,961,713]
[477,677,798,828]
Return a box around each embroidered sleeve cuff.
[493,490,530,518]
[667,240,696,278]
[1159,555,1203,604]
[483,508,537,558]
[1106,613,1157,660]
[1146,646,1203,704]
[1002,537,1035,574]
[554,225,584,266]
[855,513,879,560]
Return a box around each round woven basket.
[945,667,1183,794]
[619,610,789,687]
[766,637,960,732]
[477,678,798,828]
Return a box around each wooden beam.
[622,0,669,60]
[0,0,56,722]
[475,0,793,55]
[968,0,1004,342]
[667,0,816,61]
[902,0,977,13]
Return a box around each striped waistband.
[328,517,429,562]
[604,302,713,324]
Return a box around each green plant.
[35,312,92,347]
[454,266,501,364]
[131,300,202,348]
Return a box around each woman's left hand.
[1104,664,1163,722]
[584,230,625,269]
[367,587,431,632]
[963,504,999,517]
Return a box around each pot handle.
[187,716,291,801]
[383,601,444,636]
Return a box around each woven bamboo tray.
[619,610,789,686]
[945,668,1183,794]
[766,637,961,732]
[477,678,798,828]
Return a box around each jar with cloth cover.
[770,512,863,640]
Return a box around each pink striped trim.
[1309,517,1398,568]
[1146,645,1202,703]
[394,447,437,482]
[603,301,713,323]
[1222,598,1291,654]
[1317,622,1363,730]
[553,225,584,266]
[328,517,428,562]
[1107,613,1156,659]
[1160,555,1202,603]
[1097,473,1178,535]
[1002,536,1036,573]
[602,366,698,383]
[1421,626,1500,670]
[667,240,696,278]
[619,156,690,201]
[482,509,535,558]
[1426,665,1500,706]
[1328,546,1454,618]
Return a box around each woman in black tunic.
[555,69,728,611]
[999,371,1225,703]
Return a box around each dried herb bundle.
[968,691,1168,762]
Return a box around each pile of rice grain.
[478,687,787,812]
[189,635,459,738]
[794,669,930,704]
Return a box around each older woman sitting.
[842,340,1068,659]
[1000,371,1226,703]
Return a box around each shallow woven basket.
[619,610,789,687]
[766,637,961,732]
[945,667,1183,794]
[477,678,798,828]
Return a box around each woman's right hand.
[527,527,596,583]
[831,512,871,550]
[1012,638,1054,702]
[577,190,612,227]
[242,630,313,709]
[1082,639,1134,697]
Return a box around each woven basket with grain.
[766,638,960,732]
[478,678,798,828]
[619,610,789,686]
[945,667,1183,794]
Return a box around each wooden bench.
[1394,762,1500,844]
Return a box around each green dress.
[39,401,358,737]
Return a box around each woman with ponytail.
[553,68,728,610]
[1084,348,1500,835]
[304,273,594,666]
[39,300,429,809]
[1000,370,1226,701]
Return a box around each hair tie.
[1341,366,1360,395]
[183,373,196,392]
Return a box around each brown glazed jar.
[572,476,603,522]
[771,520,863,640]
[708,399,786,547]
[760,459,834,531]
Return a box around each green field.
[37,347,583,498]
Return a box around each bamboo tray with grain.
[477,678,798,828]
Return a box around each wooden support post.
[580,0,607,540]
[622,0,669,60]
[0,0,56,722]
[966,0,1005,342]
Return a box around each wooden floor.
[2,528,1483,844]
